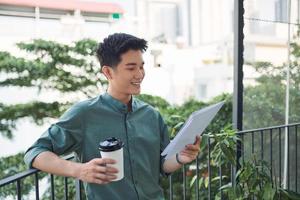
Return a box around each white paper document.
[161,101,225,159]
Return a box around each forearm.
[32,151,81,179]
[162,154,182,174]
[163,136,201,173]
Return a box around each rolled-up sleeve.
[24,104,84,168]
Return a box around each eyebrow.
[125,62,145,66]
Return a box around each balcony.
[1,123,299,200]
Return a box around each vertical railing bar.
[16,179,21,200]
[241,134,244,163]
[208,137,211,199]
[251,130,255,198]
[75,179,82,200]
[261,130,264,161]
[196,155,199,200]
[279,128,282,190]
[241,134,245,192]
[296,125,298,192]
[183,164,186,200]
[260,129,264,192]
[288,126,290,190]
[219,166,223,200]
[270,129,273,184]
[50,174,55,200]
[251,131,255,199]
[169,175,173,200]
[64,177,68,200]
[251,130,255,200]
[35,172,39,200]
[251,131,254,154]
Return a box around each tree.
[0,39,105,199]
[0,39,106,139]
[244,41,300,129]
[243,41,300,193]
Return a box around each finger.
[93,165,118,174]
[93,178,110,185]
[180,152,198,159]
[180,153,196,161]
[194,136,201,145]
[182,150,198,156]
[93,158,116,165]
[106,166,119,173]
[185,144,200,151]
[193,136,199,144]
[94,173,117,181]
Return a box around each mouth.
[131,80,142,86]
[131,82,142,86]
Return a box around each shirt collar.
[102,92,138,113]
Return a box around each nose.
[135,68,145,79]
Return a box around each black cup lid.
[99,137,124,152]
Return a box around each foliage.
[218,156,300,200]
[0,102,70,139]
[243,40,300,197]
[0,39,106,139]
[209,127,238,167]
[0,152,83,199]
[0,152,48,199]
[138,93,232,138]
[0,39,106,199]
[187,127,238,199]
[244,41,300,129]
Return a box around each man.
[24,33,200,200]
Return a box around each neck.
[107,87,132,105]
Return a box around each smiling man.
[24,33,200,200]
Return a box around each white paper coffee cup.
[99,137,124,181]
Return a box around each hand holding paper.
[162,101,225,160]
[176,135,201,164]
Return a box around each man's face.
[108,49,145,96]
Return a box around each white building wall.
[2,0,293,105]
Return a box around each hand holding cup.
[77,158,119,184]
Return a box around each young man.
[24,33,200,200]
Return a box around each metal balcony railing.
[0,155,83,200]
[1,123,299,200]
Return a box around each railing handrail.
[0,154,75,187]
[0,168,38,187]
[237,122,300,135]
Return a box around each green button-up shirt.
[24,93,170,200]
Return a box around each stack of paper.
[161,101,225,159]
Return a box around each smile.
[131,82,141,85]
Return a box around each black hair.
[96,33,148,69]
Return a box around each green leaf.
[262,183,276,200]
[220,142,236,165]
[198,177,204,189]
[190,175,197,187]
[219,182,232,191]
[204,176,209,188]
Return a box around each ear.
[102,66,113,80]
